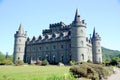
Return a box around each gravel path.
[106,68,120,80]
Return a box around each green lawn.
[0,65,70,80]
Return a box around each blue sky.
[0,0,120,55]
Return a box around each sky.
[0,0,120,55]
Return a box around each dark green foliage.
[70,63,109,80]
[69,61,77,65]
[102,47,120,61]
[15,60,24,66]
[42,59,49,66]
[110,57,120,66]
[0,52,5,63]
[0,52,13,65]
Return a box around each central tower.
[71,9,87,62]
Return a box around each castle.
[13,9,102,64]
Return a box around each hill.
[102,47,120,61]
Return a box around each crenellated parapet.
[49,22,66,28]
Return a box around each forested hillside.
[102,47,120,61]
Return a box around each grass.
[0,65,70,80]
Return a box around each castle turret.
[13,23,26,63]
[92,28,102,63]
[71,9,87,62]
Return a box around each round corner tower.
[13,24,26,63]
[92,28,102,64]
[71,9,87,63]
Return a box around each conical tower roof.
[74,9,81,23]
[18,23,24,34]
[92,27,96,38]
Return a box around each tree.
[110,57,120,66]
[0,52,5,63]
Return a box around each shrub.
[70,63,109,80]
[69,61,77,65]
[15,60,24,66]
[87,63,109,78]
[58,62,64,66]
[3,60,13,65]
[0,60,13,65]
[87,59,93,63]
[42,60,49,66]
[0,62,5,65]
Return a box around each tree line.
[0,52,13,65]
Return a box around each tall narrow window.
[82,54,84,60]
[69,44,71,48]
[19,48,20,51]
[80,41,84,47]
[53,45,56,49]
[46,47,48,50]
[98,49,100,52]
[18,57,20,60]
[39,56,41,60]
[19,39,21,42]
[61,45,63,49]
[80,30,83,34]
[39,47,41,50]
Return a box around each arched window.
[39,56,41,60]
[18,57,20,60]
[19,39,21,42]
[98,42,100,45]
[98,49,100,52]
[80,30,83,34]
[18,47,20,51]
[80,41,84,47]
[81,54,84,60]
[61,45,64,49]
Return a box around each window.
[39,56,41,60]
[39,47,41,50]
[81,54,84,60]
[80,41,84,47]
[80,30,83,34]
[18,57,20,60]
[46,47,48,50]
[60,37,63,40]
[19,47,20,51]
[69,44,71,48]
[19,39,21,42]
[98,42,100,45]
[98,49,100,52]
[61,45,64,49]
[53,45,56,49]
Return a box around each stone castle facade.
[13,9,102,64]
